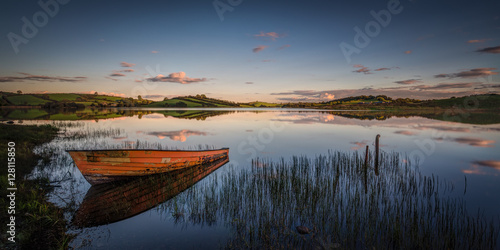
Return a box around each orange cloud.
[467,39,490,43]
[352,64,371,74]
[120,62,135,67]
[146,72,207,84]
[404,50,412,54]
[254,31,285,41]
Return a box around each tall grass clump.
[163,151,499,249]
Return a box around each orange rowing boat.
[72,156,229,228]
[67,148,229,185]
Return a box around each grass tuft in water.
[162,151,499,249]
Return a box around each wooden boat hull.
[67,148,229,185]
[72,156,229,228]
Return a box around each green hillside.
[0,92,148,107]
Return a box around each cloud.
[353,65,397,74]
[147,130,209,142]
[404,50,412,54]
[105,77,118,81]
[435,68,498,78]
[413,82,481,90]
[146,71,207,84]
[151,51,159,53]
[451,137,495,147]
[254,32,285,41]
[110,73,126,77]
[253,45,268,53]
[262,59,275,62]
[475,46,500,54]
[395,79,422,85]
[0,72,87,83]
[467,39,491,44]
[245,82,254,84]
[278,44,291,50]
[352,64,371,74]
[120,69,134,73]
[120,62,135,67]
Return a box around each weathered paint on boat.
[67,148,229,185]
[72,156,229,228]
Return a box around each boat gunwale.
[65,148,229,153]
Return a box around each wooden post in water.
[364,145,369,193]
[375,134,380,176]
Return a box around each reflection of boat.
[67,148,229,185]
[72,156,229,228]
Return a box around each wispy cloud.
[254,31,285,41]
[352,64,371,74]
[475,45,500,54]
[245,81,254,84]
[262,59,275,62]
[151,51,159,53]
[120,69,134,73]
[467,39,491,44]
[435,68,498,78]
[110,73,126,77]
[0,72,87,83]
[278,44,291,50]
[353,65,397,74]
[404,50,412,54]
[252,45,268,53]
[395,79,422,85]
[146,72,207,84]
[120,61,135,67]
[413,82,481,90]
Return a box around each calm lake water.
[7,108,500,249]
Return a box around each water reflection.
[8,108,499,248]
[144,130,211,141]
[72,156,229,228]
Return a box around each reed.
[162,151,499,249]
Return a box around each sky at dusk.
[1,0,499,102]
